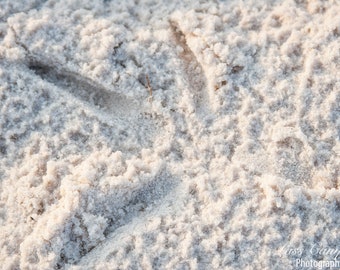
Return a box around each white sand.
[0,0,339,269]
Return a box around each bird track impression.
[28,60,141,119]
[5,21,212,268]
[169,20,212,115]
[10,26,149,121]
[1,3,339,270]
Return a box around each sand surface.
[0,0,339,269]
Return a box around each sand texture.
[0,0,339,269]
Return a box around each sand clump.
[0,0,339,269]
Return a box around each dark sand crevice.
[169,20,211,115]
[9,25,142,118]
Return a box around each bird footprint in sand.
[4,13,215,268]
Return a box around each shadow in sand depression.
[28,60,141,118]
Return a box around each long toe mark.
[28,60,141,118]
[170,21,211,115]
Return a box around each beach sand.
[0,0,339,269]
